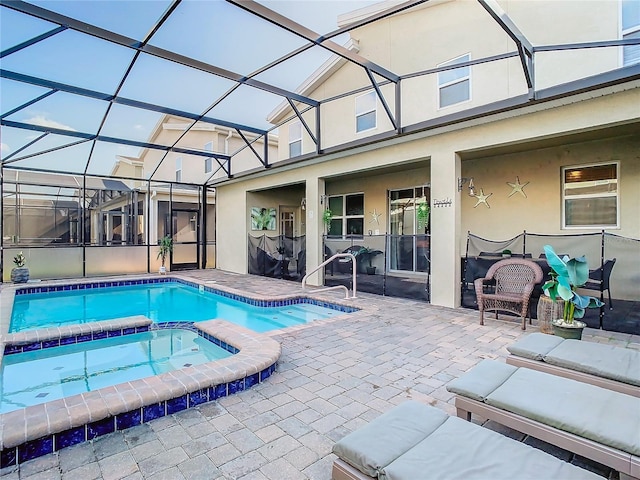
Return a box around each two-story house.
[212,0,640,308]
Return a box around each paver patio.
[1,269,637,480]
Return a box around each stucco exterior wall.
[274,0,626,165]
[461,135,640,240]
[217,85,640,307]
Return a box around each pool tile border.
[0,319,280,468]
[10,276,358,313]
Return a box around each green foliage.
[357,246,383,266]
[542,245,603,323]
[322,209,333,225]
[157,236,173,266]
[13,251,26,268]
[417,202,430,229]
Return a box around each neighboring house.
[2,115,278,281]
[108,114,279,269]
[213,0,640,308]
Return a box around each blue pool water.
[10,281,346,333]
[0,329,232,414]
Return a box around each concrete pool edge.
[0,319,281,467]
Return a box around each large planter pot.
[366,266,376,275]
[551,319,586,340]
[11,267,30,283]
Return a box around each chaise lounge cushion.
[508,333,640,386]
[542,339,640,387]
[445,359,517,402]
[507,332,564,360]
[383,414,602,480]
[449,360,640,457]
[332,401,448,478]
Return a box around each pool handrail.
[301,253,357,299]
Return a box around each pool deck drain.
[0,270,638,479]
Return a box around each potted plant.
[323,208,333,234]
[541,244,604,340]
[11,251,29,283]
[502,249,512,257]
[357,246,383,275]
[157,236,173,274]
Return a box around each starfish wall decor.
[507,176,530,198]
[369,209,382,225]
[473,188,492,208]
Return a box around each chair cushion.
[485,366,640,456]
[507,332,564,360]
[446,359,517,402]
[332,401,447,478]
[383,415,602,480]
[543,340,640,387]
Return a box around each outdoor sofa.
[506,333,640,397]
[446,360,640,479]
[331,400,603,480]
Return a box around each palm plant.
[157,236,173,270]
[542,244,603,325]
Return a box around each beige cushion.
[332,401,447,478]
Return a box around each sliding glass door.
[389,186,430,273]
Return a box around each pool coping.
[0,318,281,467]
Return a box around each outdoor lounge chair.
[506,333,640,397]
[475,258,543,330]
[446,359,640,479]
[331,401,603,480]
[582,258,616,310]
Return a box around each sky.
[0,0,381,177]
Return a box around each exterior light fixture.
[458,177,475,196]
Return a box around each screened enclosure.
[2,0,639,282]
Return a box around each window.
[438,54,470,108]
[204,141,213,174]
[623,0,640,66]
[175,157,182,182]
[355,91,376,132]
[563,163,618,228]
[289,121,302,157]
[327,193,364,237]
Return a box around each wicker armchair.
[474,258,543,330]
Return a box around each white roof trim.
[266,38,360,124]
[337,0,452,27]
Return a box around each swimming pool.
[9,278,354,333]
[0,328,233,414]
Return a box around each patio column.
[430,150,462,309]
[304,177,325,286]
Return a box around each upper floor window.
[438,54,470,108]
[175,157,182,182]
[289,121,302,157]
[355,91,376,132]
[622,0,640,66]
[204,141,213,174]
[563,163,618,229]
[327,193,364,237]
